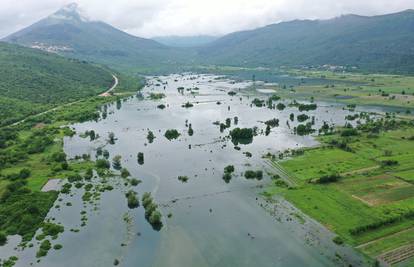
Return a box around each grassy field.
[264,119,414,263]
[264,69,414,109]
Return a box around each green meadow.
[265,118,414,261]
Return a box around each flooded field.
[2,74,371,266]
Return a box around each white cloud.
[0,0,413,38]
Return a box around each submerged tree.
[112,155,122,170]
[147,131,155,143]
[164,129,180,140]
[137,152,144,165]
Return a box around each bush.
[125,191,139,209]
[149,210,162,226]
[0,232,7,246]
[130,178,141,186]
[297,114,309,122]
[341,128,358,137]
[244,170,263,180]
[112,155,122,170]
[381,160,398,167]
[265,118,279,127]
[276,103,286,110]
[295,123,315,136]
[298,103,317,112]
[120,168,130,178]
[178,176,189,183]
[223,172,232,183]
[36,240,51,258]
[19,168,31,179]
[224,165,235,174]
[332,236,344,245]
[137,152,144,165]
[164,129,180,140]
[182,102,194,108]
[229,128,254,145]
[317,174,341,184]
[96,159,110,169]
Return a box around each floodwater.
[2,74,370,266]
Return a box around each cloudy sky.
[0,0,413,38]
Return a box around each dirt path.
[9,74,118,127]
[99,74,118,96]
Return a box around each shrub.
[130,178,141,186]
[112,155,122,170]
[0,232,7,246]
[120,168,130,178]
[224,165,235,173]
[244,170,263,180]
[229,128,254,145]
[297,114,309,122]
[223,173,232,183]
[137,152,144,165]
[125,191,139,209]
[164,129,180,140]
[96,159,110,169]
[178,176,189,183]
[36,240,51,258]
[332,236,344,245]
[317,174,341,184]
[19,168,31,179]
[276,103,286,110]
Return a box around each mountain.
[0,41,114,126]
[3,3,187,72]
[152,35,218,47]
[198,10,414,73]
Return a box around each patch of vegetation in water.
[252,98,265,107]
[244,170,263,180]
[142,192,163,230]
[164,129,180,141]
[294,123,315,136]
[36,239,51,258]
[182,102,194,108]
[223,165,235,183]
[149,93,166,100]
[137,152,144,165]
[229,128,254,145]
[178,176,189,183]
[125,190,139,209]
[147,131,155,143]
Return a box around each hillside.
[0,42,114,126]
[198,10,414,74]
[3,3,188,72]
[152,35,218,47]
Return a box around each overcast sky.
[0,0,413,38]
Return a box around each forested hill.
[0,42,114,126]
[198,9,414,74]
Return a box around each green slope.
[0,42,114,126]
[198,10,414,74]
